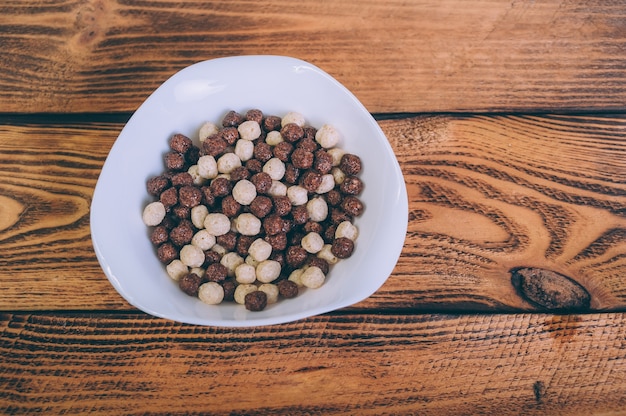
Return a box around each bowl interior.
[91,55,407,327]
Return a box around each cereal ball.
[165,151,186,171]
[180,244,205,268]
[284,163,300,184]
[265,130,283,146]
[245,291,267,311]
[328,148,347,166]
[335,221,359,241]
[292,206,309,226]
[222,110,245,127]
[237,120,262,141]
[205,250,222,265]
[297,137,318,152]
[330,208,352,225]
[303,221,323,234]
[235,263,257,284]
[229,166,250,182]
[263,158,286,181]
[291,148,314,169]
[232,179,257,205]
[201,136,227,157]
[256,260,281,283]
[234,284,258,305]
[210,176,232,197]
[313,149,333,174]
[172,205,190,220]
[246,109,264,124]
[171,172,194,187]
[205,262,228,283]
[197,155,218,179]
[250,172,272,194]
[248,238,272,262]
[316,174,335,194]
[236,234,255,256]
[340,153,362,176]
[272,195,292,216]
[340,176,363,195]
[216,231,237,251]
[219,127,239,146]
[179,272,203,296]
[306,197,328,222]
[178,185,203,208]
[277,280,299,298]
[281,123,305,143]
[200,186,216,207]
[301,170,322,193]
[147,175,169,196]
[245,158,263,173]
[170,133,193,154]
[301,232,324,254]
[281,112,306,128]
[263,115,282,132]
[263,215,286,236]
[288,268,305,287]
[220,252,244,277]
[315,124,340,148]
[268,180,287,197]
[254,142,273,163]
[332,167,346,185]
[219,195,240,218]
[170,222,194,247]
[258,283,279,304]
[222,280,236,302]
[150,225,169,245]
[217,152,242,174]
[273,141,294,162]
[157,242,178,264]
[245,255,260,268]
[234,139,254,162]
[331,237,354,259]
[318,244,339,265]
[286,245,308,268]
[235,213,262,236]
[198,282,224,305]
[191,229,216,251]
[341,195,364,217]
[199,121,219,142]
[265,232,287,251]
[204,213,231,236]
[166,259,188,281]
[187,165,205,186]
[190,205,209,229]
[249,195,273,218]
[301,266,325,289]
[308,257,330,275]
[287,185,308,206]
[142,201,166,226]
[325,189,343,206]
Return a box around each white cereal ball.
[211,244,227,256]
[198,282,224,305]
[281,111,305,127]
[190,267,205,277]
[142,201,166,226]
[187,165,206,185]
[288,268,305,287]
[220,252,244,277]
[336,220,359,241]
[166,259,188,281]
[301,266,326,289]
[301,232,324,254]
[287,185,308,206]
[234,284,258,305]
[198,155,218,179]
[318,244,339,265]
[315,124,340,148]
[235,263,257,284]
[263,158,286,181]
[217,152,241,174]
[332,166,346,185]
[306,197,328,222]
[234,139,254,162]
[204,213,231,236]
[237,120,262,141]
[180,244,205,268]
[255,260,281,283]
[199,121,219,142]
[190,205,209,229]
[258,283,279,304]
[248,238,272,262]
[316,174,335,194]
[232,179,257,205]
[235,213,262,236]
[191,229,216,251]
[268,180,287,197]
[328,147,347,166]
[265,130,283,146]
[245,255,260,267]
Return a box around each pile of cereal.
[142,109,363,311]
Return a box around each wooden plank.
[0,114,624,312]
[1,312,625,414]
[1,1,626,113]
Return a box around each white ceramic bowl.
[91,55,407,327]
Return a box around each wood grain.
[1,312,625,415]
[0,114,624,312]
[2,0,626,113]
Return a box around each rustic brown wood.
[1,312,625,415]
[1,114,624,312]
[2,0,626,113]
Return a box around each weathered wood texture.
[1,114,623,312]
[1,312,625,415]
[2,0,626,113]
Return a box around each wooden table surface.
[1,1,625,414]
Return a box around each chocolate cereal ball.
[157,242,178,264]
[178,185,203,208]
[263,115,282,132]
[340,195,364,217]
[179,272,203,296]
[147,175,169,196]
[150,225,169,245]
[272,195,292,216]
[170,222,194,247]
[249,195,273,218]
[331,237,354,259]
[170,133,193,154]
[286,246,308,268]
[340,176,363,195]
[165,151,186,171]
[222,110,245,127]
[281,123,304,143]
[250,172,272,194]
[245,290,267,311]
[277,280,298,298]
[340,153,362,176]
[205,263,228,283]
